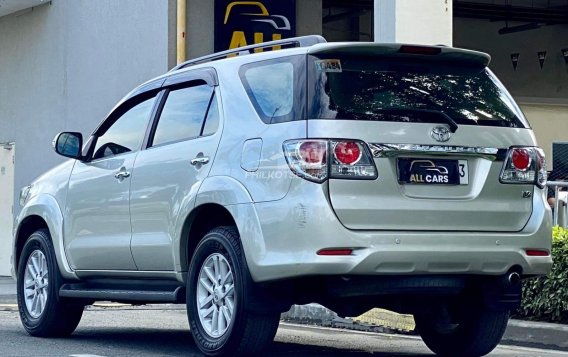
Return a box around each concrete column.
[374,0,452,46]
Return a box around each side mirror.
[53,132,83,159]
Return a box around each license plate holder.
[398,158,469,185]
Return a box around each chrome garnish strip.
[368,143,502,161]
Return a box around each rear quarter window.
[239,55,306,124]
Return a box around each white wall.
[375,0,452,45]
[0,0,172,232]
[0,146,14,276]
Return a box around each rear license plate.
[398,158,469,185]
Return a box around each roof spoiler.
[308,43,491,67]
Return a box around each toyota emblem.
[430,126,451,142]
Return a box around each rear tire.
[187,226,280,356]
[17,229,84,337]
[415,303,509,357]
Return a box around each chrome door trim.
[368,143,504,161]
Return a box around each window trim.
[86,91,161,162]
[146,81,217,149]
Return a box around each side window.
[152,84,213,147]
[202,94,220,137]
[239,55,305,124]
[92,96,156,160]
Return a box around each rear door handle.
[191,156,210,166]
[114,169,131,180]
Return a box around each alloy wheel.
[196,253,235,338]
[23,250,49,319]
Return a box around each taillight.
[283,140,328,183]
[299,141,327,164]
[283,139,377,183]
[334,141,361,165]
[399,45,442,55]
[330,140,377,179]
[511,148,531,171]
[500,147,547,188]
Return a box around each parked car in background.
[13,35,552,357]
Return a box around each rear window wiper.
[370,108,459,133]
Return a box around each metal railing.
[547,181,568,226]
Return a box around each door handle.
[114,169,131,180]
[191,156,210,166]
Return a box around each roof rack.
[171,35,327,71]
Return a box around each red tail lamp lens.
[317,249,353,256]
[511,148,531,171]
[299,141,327,164]
[525,249,550,257]
[334,142,362,165]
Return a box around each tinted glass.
[202,94,220,136]
[308,56,529,128]
[92,96,156,160]
[56,133,80,157]
[240,55,306,124]
[152,84,213,147]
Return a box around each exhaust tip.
[508,272,521,285]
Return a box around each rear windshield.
[308,56,529,128]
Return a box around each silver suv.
[13,36,552,357]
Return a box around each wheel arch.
[14,215,49,273]
[179,203,237,273]
[14,194,77,280]
[176,176,266,282]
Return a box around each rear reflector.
[525,249,550,257]
[317,249,353,256]
[399,45,442,55]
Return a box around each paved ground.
[1,307,568,357]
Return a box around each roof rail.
[171,35,327,71]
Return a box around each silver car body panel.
[13,41,552,286]
[245,176,552,282]
[308,121,536,232]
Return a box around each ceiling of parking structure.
[323,0,568,24]
[0,0,49,17]
[455,0,568,24]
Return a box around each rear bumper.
[244,177,552,283]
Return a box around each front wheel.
[17,229,84,337]
[415,303,509,357]
[187,226,280,356]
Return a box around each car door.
[64,93,158,271]
[129,77,222,271]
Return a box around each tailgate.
[310,121,536,232]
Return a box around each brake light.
[334,141,362,165]
[511,148,531,171]
[500,147,547,188]
[399,45,442,55]
[283,139,377,183]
